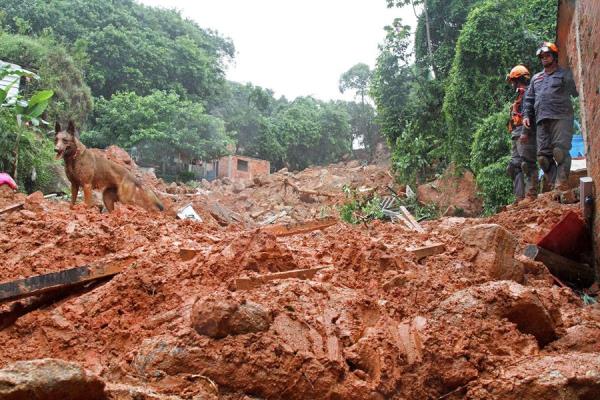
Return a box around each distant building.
[216,155,270,181]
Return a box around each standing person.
[506,65,537,201]
[523,42,578,194]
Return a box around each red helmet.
[536,42,558,57]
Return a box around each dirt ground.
[1,161,599,400]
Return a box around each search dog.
[54,121,164,212]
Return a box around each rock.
[435,281,558,346]
[467,353,600,399]
[23,191,44,212]
[232,181,245,194]
[0,358,105,400]
[547,323,600,353]
[416,164,483,216]
[191,297,272,339]
[461,224,524,282]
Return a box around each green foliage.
[396,194,440,221]
[339,63,372,102]
[339,185,384,224]
[443,0,557,167]
[82,91,230,173]
[0,0,234,103]
[413,0,483,78]
[476,156,514,214]
[342,100,380,157]
[470,110,511,175]
[0,65,58,192]
[273,97,351,171]
[0,33,92,125]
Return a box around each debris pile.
[0,163,599,399]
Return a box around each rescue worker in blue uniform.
[523,42,578,193]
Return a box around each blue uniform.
[523,67,578,190]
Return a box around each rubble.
[0,161,598,399]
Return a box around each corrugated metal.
[0,60,22,105]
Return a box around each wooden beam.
[0,202,24,215]
[0,259,131,304]
[399,206,425,233]
[236,266,328,290]
[0,194,63,215]
[407,243,445,261]
[524,244,595,287]
[259,217,337,237]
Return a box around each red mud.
[0,164,599,399]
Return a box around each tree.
[443,0,556,167]
[0,33,93,126]
[82,91,230,176]
[0,0,234,105]
[339,63,372,105]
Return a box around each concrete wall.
[557,0,600,271]
[217,155,270,181]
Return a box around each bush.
[476,155,514,214]
[0,110,60,193]
[339,185,384,224]
[470,110,511,175]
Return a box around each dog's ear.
[67,120,76,136]
[55,122,62,134]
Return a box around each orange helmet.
[536,42,558,57]
[507,65,530,82]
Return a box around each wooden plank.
[0,202,24,215]
[524,244,595,287]
[236,266,328,290]
[259,217,337,237]
[407,243,445,261]
[0,194,62,215]
[399,206,425,233]
[382,209,414,230]
[0,260,130,304]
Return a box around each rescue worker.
[506,64,537,201]
[523,42,578,194]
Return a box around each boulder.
[461,223,524,282]
[191,297,272,339]
[0,358,105,400]
[417,164,483,216]
[435,281,557,346]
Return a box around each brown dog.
[54,121,164,212]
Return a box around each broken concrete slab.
[0,358,105,400]
[461,223,523,282]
